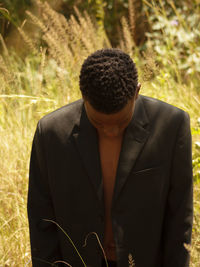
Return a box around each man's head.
[79,48,141,137]
[79,48,140,114]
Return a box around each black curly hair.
[79,48,138,114]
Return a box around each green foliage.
[144,0,200,87]
[0,0,31,25]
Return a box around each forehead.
[85,99,134,124]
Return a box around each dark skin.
[83,84,141,260]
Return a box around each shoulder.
[37,99,83,136]
[139,94,189,123]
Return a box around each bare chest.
[98,136,123,194]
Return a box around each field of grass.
[0,0,200,266]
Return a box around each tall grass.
[0,0,200,266]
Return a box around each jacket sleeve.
[162,111,193,267]
[27,121,62,267]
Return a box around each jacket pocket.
[132,165,164,176]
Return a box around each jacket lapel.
[73,105,104,208]
[73,96,150,209]
[112,96,150,205]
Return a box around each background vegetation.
[0,0,199,266]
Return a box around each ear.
[135,83,141,100]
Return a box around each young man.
[28,49,193,267]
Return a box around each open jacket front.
[28,95,193,267]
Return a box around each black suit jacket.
[28,95,193,267]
